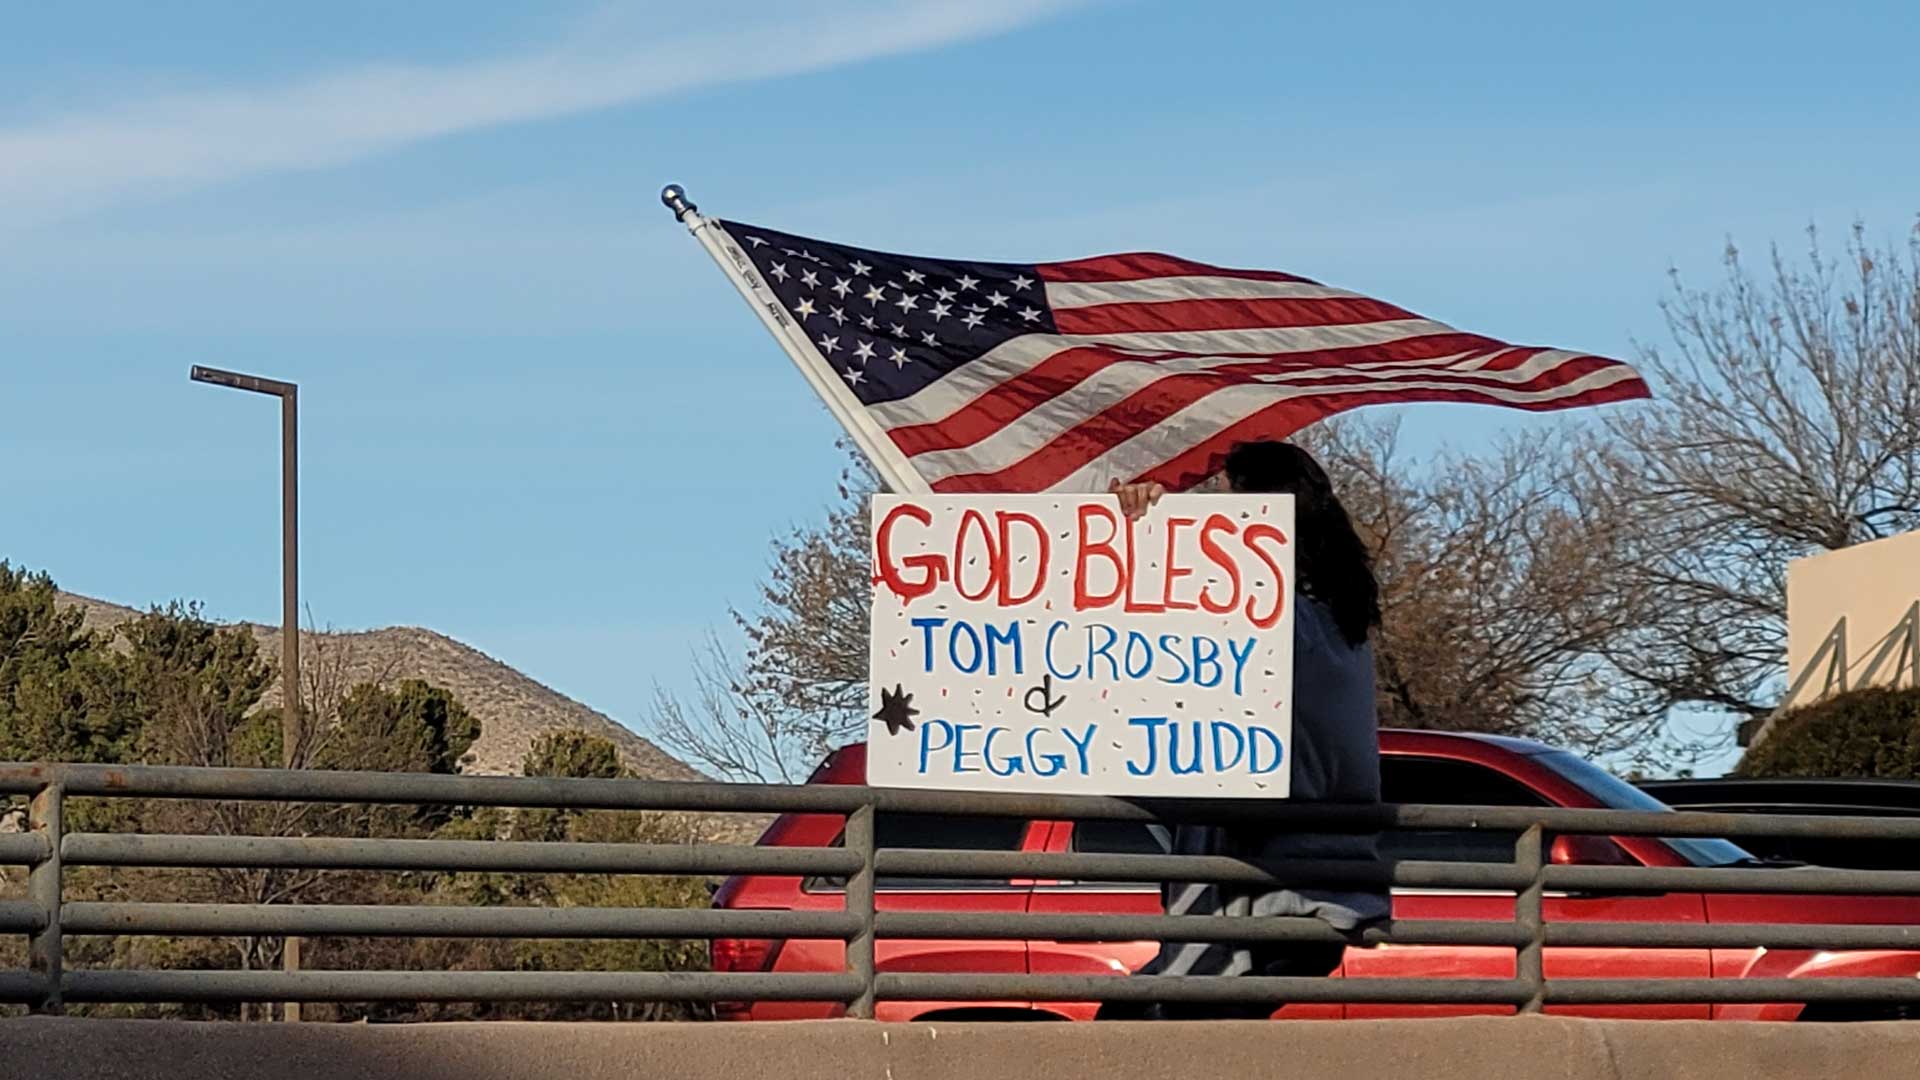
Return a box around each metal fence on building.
[4,761,1920,1017]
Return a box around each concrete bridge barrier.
[4,1016,1907,1080]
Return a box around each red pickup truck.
[711,730,1920,1022]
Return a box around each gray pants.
[1094,941,1348,1021]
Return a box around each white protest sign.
[866,494,1295,797]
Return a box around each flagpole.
[662,185,931,495]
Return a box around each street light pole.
[189,365,302,1022]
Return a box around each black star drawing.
[874,683,919,736]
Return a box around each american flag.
[714,220,1650,493]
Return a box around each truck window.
[1069,820,1171,857]
[1060,820,1175,888]
[1378,756,1548,864]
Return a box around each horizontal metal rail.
[1547,864,1920,895]
[7,758,1920,1018]
[63,833,859,878]
[40,902,1920,955]
[0,973,43,1004]
[57,970,865,1005]
[876,849,1527,888]
[0,901,47,934]
[1545,921,1920,951]
[62,903,862,941]
[0,833,51,865]
[875,912,1527,947]
[12,968,1919,1008]
[1543,978,1920,1005]
[883,973,1533,1006]
[0,763,871,816]
[880,974,1920,1006]
[874,913,1920,953]
[14,759,1920,839]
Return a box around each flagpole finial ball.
[661,184,697,220]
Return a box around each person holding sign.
[1100,440,1389,1021]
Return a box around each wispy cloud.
[0,0,1082,230]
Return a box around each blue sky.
[4,0,1916,775]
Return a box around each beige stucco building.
[1780,529,1920,711]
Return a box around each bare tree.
[1594,220,1920,726]
[294,625,406,772]
[1308,419,1676,764]
[649,635,836,784]
[647,448,878,783]
[734,453,877,725]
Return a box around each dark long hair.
[1223,441,1381,647]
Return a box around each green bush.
[1736,687,1920,779]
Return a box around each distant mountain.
[56,592,699,781]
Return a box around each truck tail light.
[711,937,783,1020]
[711,937,779,973]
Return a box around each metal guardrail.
[4,761,1920,1018]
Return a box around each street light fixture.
[189,364,303,1021]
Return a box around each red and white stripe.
[879,253,1648,493]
